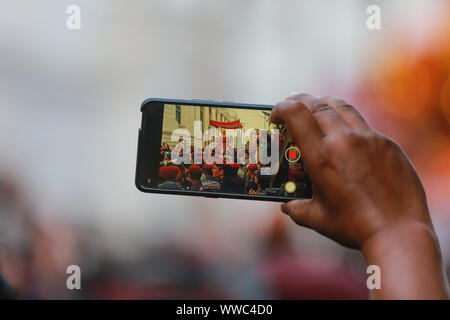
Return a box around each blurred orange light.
[375,59,434,119]
[440,74,450,125]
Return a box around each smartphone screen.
[136,99,312,201]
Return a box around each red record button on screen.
[289,150,297,159]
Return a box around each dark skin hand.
[270,93,449,299]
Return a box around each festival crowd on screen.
[157,134,312,198]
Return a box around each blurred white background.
[0,0,449,299]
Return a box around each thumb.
[281,199,324,230]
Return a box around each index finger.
[270,99,325,165]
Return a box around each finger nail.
[287,92,300,98]
[281,203,290,215]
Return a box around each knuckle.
[337,103,356,112]
[285,100,307,114]
[379,135,401,152]
[370,134,404,161]
[342,131,366,147]
[322,131,403,159]
[310,102,333,114]
[319,95,333,103]
[322,134,340,151]
[326,130,367,151]
[359,132,401,155]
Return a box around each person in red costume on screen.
[158,166,182,190]
[271,93,449,300]
[187,165,203,191]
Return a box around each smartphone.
[135,98,312,202]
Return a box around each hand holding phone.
[271,93,449,299]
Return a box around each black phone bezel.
[135,98,308,202]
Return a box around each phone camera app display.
[156,104,312,199]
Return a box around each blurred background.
[0,0,449,299]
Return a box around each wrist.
[362,221,437,257]
[361,221,449,299]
